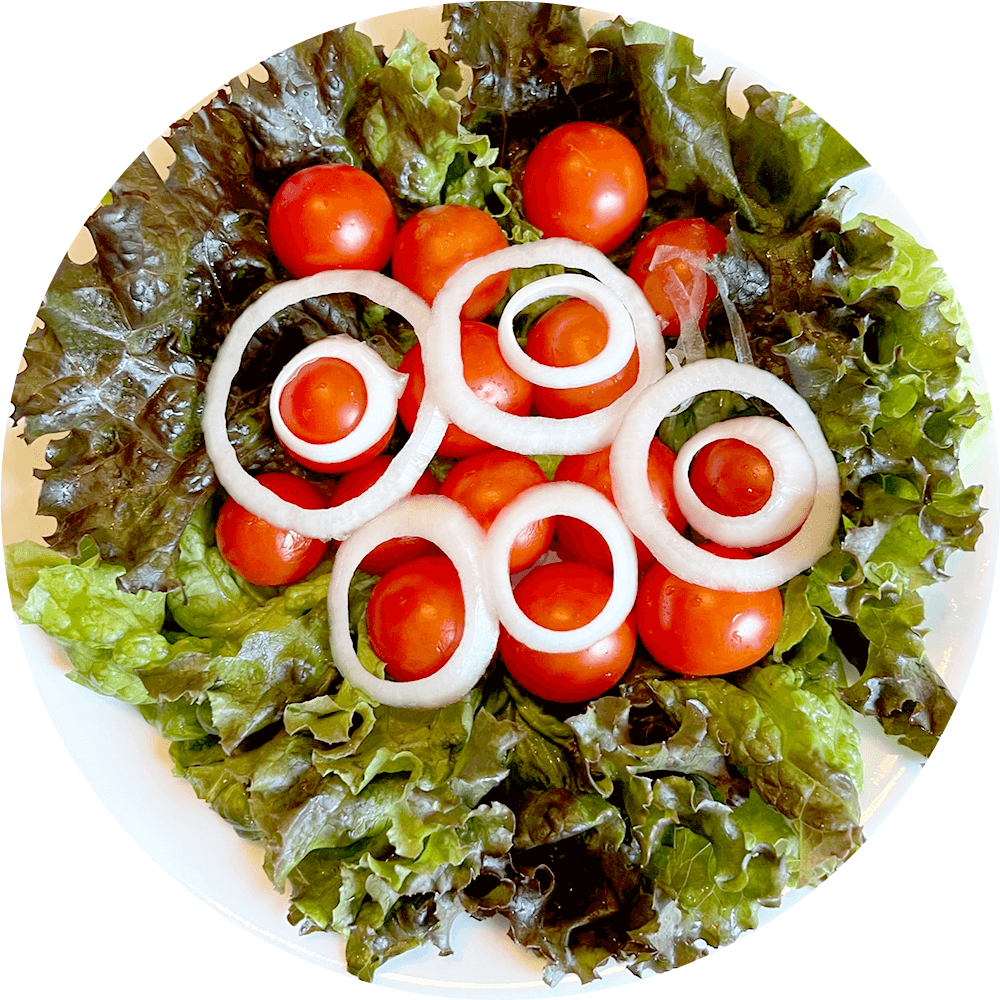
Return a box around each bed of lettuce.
[4,2,987,987]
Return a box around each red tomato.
[521,122,648,253]
[635,558,783,676]
[499,561,636,703]
[688,437,774,517]
[397,320,533,459]
[391,204,510,320]
[267,163,397,277]
[278,357,367,445]
[554,441,686,573]
[627,218,727,336]
[524,298,639,418]
[215,472,328,587]
[439,450,554,573]
[329,455,439,574]
[366,554,465,682]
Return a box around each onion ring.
[496,273,635,389]
[269,336,406,467]
[202,270,447,541]
[328,495,499,709]
[484,481,638,654]
[673,416,816,549]
[426,238,665,455]
[610,358,840,591]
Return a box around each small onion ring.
[269,336,406,466]
[484,481,638,654]
[673,416,816,549]
[202,270,447,541]
[328,495,500,709]
[427,238,666,456]
[496,273,635,389]
[610,358,841,591]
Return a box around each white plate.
[3,3,998,999]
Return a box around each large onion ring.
[610,358,841,591]
[269,336,406,466]
[673,415,816,549]
[328,495,500,709]
[202,271,447,541]
[484,481,638,654]
[426,238,666,455]
[496,273,635,389]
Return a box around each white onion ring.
[497,273,635,389]
[269,336,406,466]
[426,238,666,455]
[610,358,841,591]
[328,495,499,709]
[202,270,447,541]
[673,416,816,549]
[484,481,638,654]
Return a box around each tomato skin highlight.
[366,554,465,682]
[627,218,727,336]
[635,559,783,676]
[329,455,439,574]
[554,441,686,573]
[391,204,510,320]
[525,298,639,418]
[215,472,328,587]
[267,163,397,277]
[688,437,774,517]
[397,320,533,459]
[439,450,554,573]
[278,357,367,445]
[499,561,636,703]
[522,122,648,253]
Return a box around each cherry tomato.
[267,163,397,277]
[499,561,636,703]
[278,357,367,445]
[554,441,686,573]
[215,472,328,587]
[397,320,533,459]
[635,557,783,676]
[688,437,774,517]
[329,455,439,574]
[439,450,554,573]
[521,122,648,253]
[366,554,465,682]
[391,204,510,320]
[524,298,639,418]
[627,218,727,336]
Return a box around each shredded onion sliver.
[427,238,665,455]
[269,336,406,466]
[497,273,635,389]
[673,415,816,549]
[610,358,840,591]
[328,495,499,709]
[202,270,447,541]
[485,481,638,654]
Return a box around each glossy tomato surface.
[215,472,328,587]
[278,357,367,445]
[329,455,439,574]
[397,320,533,458]
[267,163,397,277]
[440,450,554,573]
[499,561,636,703]
[366,554,465,682]
[521,122,648,253]
[635,558,783,676]
[524,298,639,418]
[688,436,774,517]
[627,218,727,336]
[391,204,509,320]
[554,441,685,573]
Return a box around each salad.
[3,1,991,991]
